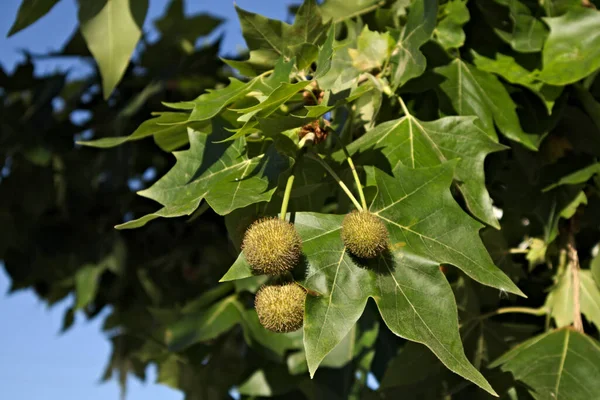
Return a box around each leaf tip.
[509,286,527,299]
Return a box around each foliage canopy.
[3,0,600,398]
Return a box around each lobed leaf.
[116,123,290,229]
[491,329,600,400]
[389,0,438,89]
[435,59,540,150]
[231,0,330,73]
[221,162,524,394]
[345,115,506,228]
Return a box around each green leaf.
[289,0,329,50]
[182,283,235,314]
[316,42,361,92]
[389,0,438,89]
[435,59,539,150]
[75,264,104,309]
[238,368,300,397]
[538,8,600,85]
[156,356,182,390]
[319,0,384,22]
[61,306,75,333]
[240,310,303,357]
[559,191,587,220]
[153,0,223,43]
[116,123,290,229]
[233,0,329,72]
[541,0,581,17]
[347,27,394,71]
[316,28,392,93]
[73,241,125,309]
[545,266,575,328]
[220,253,254,282]
[220,163,522,393]
[299,163,523,392]
[7,0,61,37]
[435,0,470,50]
[580,271,600,330]
[367,163,523,295]
[78,0,148,99]
[188,78,256,122]
[543,163,600,191]
[287,321,377,375]
[223,50,281,77]
[592,252,600,289]
[345,115,505,228]
[226,80,309,141]
[380,341,443,390]
[166,296,242,352]
[491,329,600,400]
[78,112,207,148]
[471,51,563,114]
[233,81,309,119]
[314,25,335,78]
[507,1,548,53]
[298,219,494,394]
[546,264,600,330]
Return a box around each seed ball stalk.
[255,283,306,333]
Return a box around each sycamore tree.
[4,0,600,398]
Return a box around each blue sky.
[0,1,292,399]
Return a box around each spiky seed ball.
[341,211,388,258]
[255,283,306,333]
[242,218,302,275]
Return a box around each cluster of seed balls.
[242,211,389,333]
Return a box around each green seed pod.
[341,211,388,258]
[242,217,302,275]
[255,283,306,333]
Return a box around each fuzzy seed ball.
[242,218,302,275]
[341,211,388,258]
[255,283,306,333]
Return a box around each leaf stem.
[280,174,295,220]
[337,139,368,210]
[397,95,411,118]
[306,152,364,211]
[476,306,548,322]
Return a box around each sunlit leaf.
[538,8,600,85]
[78,0,149,99]
[345,115,505,228]
[435,59,539,150]
[116,123,290,229]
